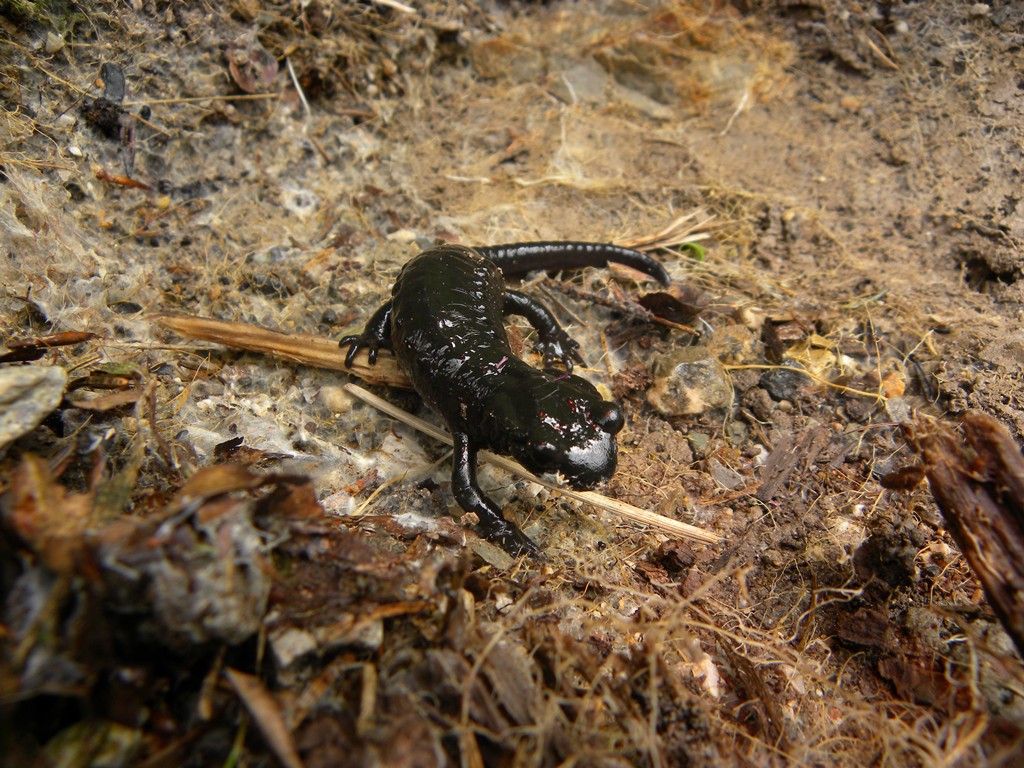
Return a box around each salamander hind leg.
[452,432,543,558]
[338,300,393,368]
[504,290,585,372]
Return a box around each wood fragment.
[904,412,1024,658]
[152,313,411,388]
[0,331,99,363]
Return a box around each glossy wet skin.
[390,250,623,484]
[481,366,624,489]
[340,242,668,557]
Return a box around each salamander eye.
[591,401,624,435]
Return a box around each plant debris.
[2,1,1024,766]
[905,412,1024,658]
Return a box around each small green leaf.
[678,242,706,261]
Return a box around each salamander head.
[488,370,624,489]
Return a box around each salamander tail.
[475,241,670,285]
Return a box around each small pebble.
[688,431,711,457]
[44,31,64,54]
[647,347,733,417]
[759,363,805,402]
[0,365,68,448]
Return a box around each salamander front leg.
[504,290,585,372]
[451,431,543,558]
[339,300,393,368]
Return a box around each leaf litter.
[1,1,1024,766]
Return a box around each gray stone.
[760,362,806,402]
[0,365,68,449]
[687,431,711,457]
[647,347,733,417]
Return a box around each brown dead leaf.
[633,559,671,585]
[214,436,293,467]
[876,654,953,707]
[225,668,304,768]
[637,284,708,325]
[3,454,94,573]
[255,479,324,522]
[479,639,540,726]
[881,370,906,398]
[171,464,306,509]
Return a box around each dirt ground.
[2,1,1023,766]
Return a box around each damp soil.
[1,1,1023,766]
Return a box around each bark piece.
[905,412,1024,658]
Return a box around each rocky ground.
[1,1,1023,766]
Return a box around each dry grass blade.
[343,383,722,545]
[371,0,417,12]
[617,208,718,251]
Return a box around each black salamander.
[340,241,669,557]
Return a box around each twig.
[343,383,722,545]
[152,313,411,388]
[124,93,280,106]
